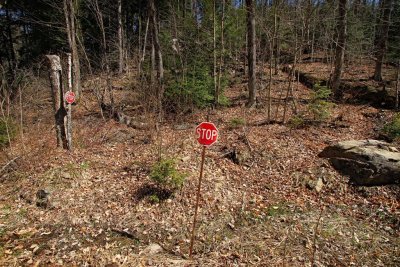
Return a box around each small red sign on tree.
[65,91,76,104]
[196,122,218,146]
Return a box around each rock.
[305,177,324,192]
[108,130,134,143]
[181,155,191,162]
[140,243,163,256]
[36,189,50,208]
[319,140,400,186]
[314,178,324,192]
[223,147,251,165]
[173,124,192,130]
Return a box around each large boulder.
[319,140,400,186]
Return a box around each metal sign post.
[189,122,218,258]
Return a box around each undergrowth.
[0,118,17,147]
[383,113,400,140]
[150,158,187,192]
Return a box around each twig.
[310,208,323,266]
[0,156,20,175]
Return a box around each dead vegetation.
[0,62,399,266]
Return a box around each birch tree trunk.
[66,53,73,150]
[64,0,81,98]
[46,55,68,149]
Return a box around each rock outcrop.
[319,140,400,186]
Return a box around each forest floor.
[0,61,399,266]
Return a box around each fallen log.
[101,103,150,130]
[282,66,396,109]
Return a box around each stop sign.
[196,122,218,146]
[65,91,76,104]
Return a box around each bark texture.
[46,55,68,149]
[331,0,347,100]
[64,0,81,98]
[373,0,394,81]
[246,0,257,107]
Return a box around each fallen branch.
[111,229,140,241]
[250,119,281,126]
[101,104,150,130]
[0,156,20,175]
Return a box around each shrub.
[148,194,160,204]
[229,117,245,129]
[150,158,187,191]
[383,113,400,140]
[165,65,214,111]
[288,115,305,129]
[308,84,334,121]
[0,118,17,147]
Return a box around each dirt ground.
[0,63,399,266]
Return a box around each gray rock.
[140,243,163,256]
[305,177,324,192]
[314,178,324,192]
[36,189,50,208]
[319,140,400,186]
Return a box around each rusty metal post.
[189,145,206,258]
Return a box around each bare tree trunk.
[246,0,256,107]
[138,17,150,78]
[66,53,73,150]
[5,6,16,75]
[118,0,124,74]
[46,55,68,149]
[273,2,280,75]
[331,0,347,100]
[216,0,225,106]
[92,0,114,116]
[149,0,164,114]
[151,41,156,86]
[149,0,165,161]
[373,0,394,81]
[396,60,400,110]
[267,40,273,122]
[213,0,217,105]
[64,0,81,98]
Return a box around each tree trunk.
[373,0,394,81]
[149,0,164,115]
[118,0,124,74]
[273,1,280,75]
[246,0,256,107]
[331,0,347,100]
[92,0,114,116]
[216,0,225,106]
[5,6,16,75]
[151,41,156,86]
[396,60,400,110]
[213,0,217,105]
[64,0,81,99]
[66,53,73,150]
[46,55,68,149]
[138,16,150,78]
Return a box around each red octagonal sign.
[65,91,76,104]
[196,122,218,146]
